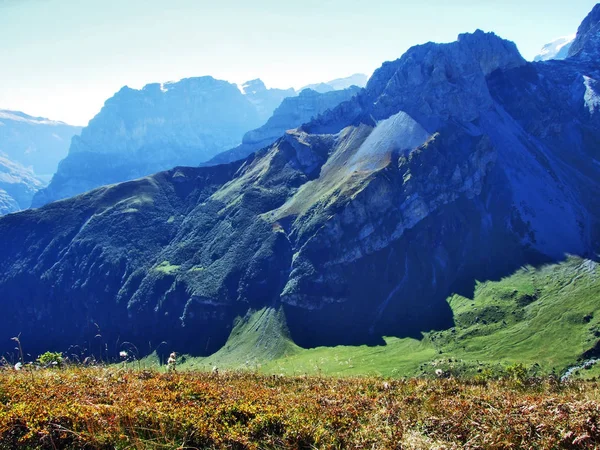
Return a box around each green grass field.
[173,256,600,378]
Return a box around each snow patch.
[533,34,575,62]
[583,76,600,114]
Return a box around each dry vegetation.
[0,367,600,449]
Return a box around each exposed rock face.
[0,110,81,181]
[569,4,600,61]
[32,77,265,207]
[534,35,575,62]
[241,79,296,122]
[205,87,360,166]
[1,10,599,358]
[0,155,44,214]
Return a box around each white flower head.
[119,351,128,358]
[435,369,444,377]
[14,362,22,371]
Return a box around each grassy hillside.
[179,256,600,378]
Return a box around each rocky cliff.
[0,110,81,181]
[0,156,44,214]
[1,7,600,358]
[32,77,265,207]
[205,87,360,166]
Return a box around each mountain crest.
[568,3,600,61]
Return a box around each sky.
[0,0,597,125]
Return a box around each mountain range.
[0,110,81,213]
[0,6,599,368]
[32,74,366,207]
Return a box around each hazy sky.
[0,0,597,125]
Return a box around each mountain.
[568,3,600,60]
[0,110,81,181]
[533,35,575,61]
[31,77,265,207]
[1,6,600,364]
[0,155,44,214]
[241,79,296,123]
[204,86,361,166]
[300,73,368,93]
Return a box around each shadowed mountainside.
[1,8,600,360]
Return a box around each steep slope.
[1,8,600,364]
[241,79,296,123]
[32,77,264,207]
[205,87,360,166]
[533,35,575,62]
[0,155,44,214]
[0,110,81,181]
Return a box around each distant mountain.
[32,77,265,207]
[533,35,575,61]
[205,86,361,166]
[0,155,44,214]
[0,110,81,181]
[300,73,368,93]
[241,79,296,123]
[1,6,600,366]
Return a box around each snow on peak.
[533,35,575,62]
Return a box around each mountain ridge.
[0,8,599,364]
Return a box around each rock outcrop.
[1,8,599,358]
[568,3,600,61]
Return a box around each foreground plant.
[0,368,599,449]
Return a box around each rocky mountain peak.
[457,30,526,76]
[568,3,600,61]
[242,79,268,95]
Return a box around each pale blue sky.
[0,0,597,125]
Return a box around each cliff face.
[0,156,44,214]
[32,77,265,207]
[1,10,600,357]
[0,110,81,181]
[205,87,360,166]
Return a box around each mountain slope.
[205,86,360,166]
[32,77,265,207]
[0,155,44,214]
[0,110,81,181]
[1,8,600,366]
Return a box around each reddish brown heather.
[0,368,599,449]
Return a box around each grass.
[153,261,180,275]
[1,367,600,449]
[179,256,600,379]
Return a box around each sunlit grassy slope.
[178,256,600,377]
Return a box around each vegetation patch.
[0,368,599,449]
[153,260,180,275]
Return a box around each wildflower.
[212,366,219,376]
[435,369,444,377]
[14,362,22,371]
[119,351,128,359]
[167,352,177,372]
